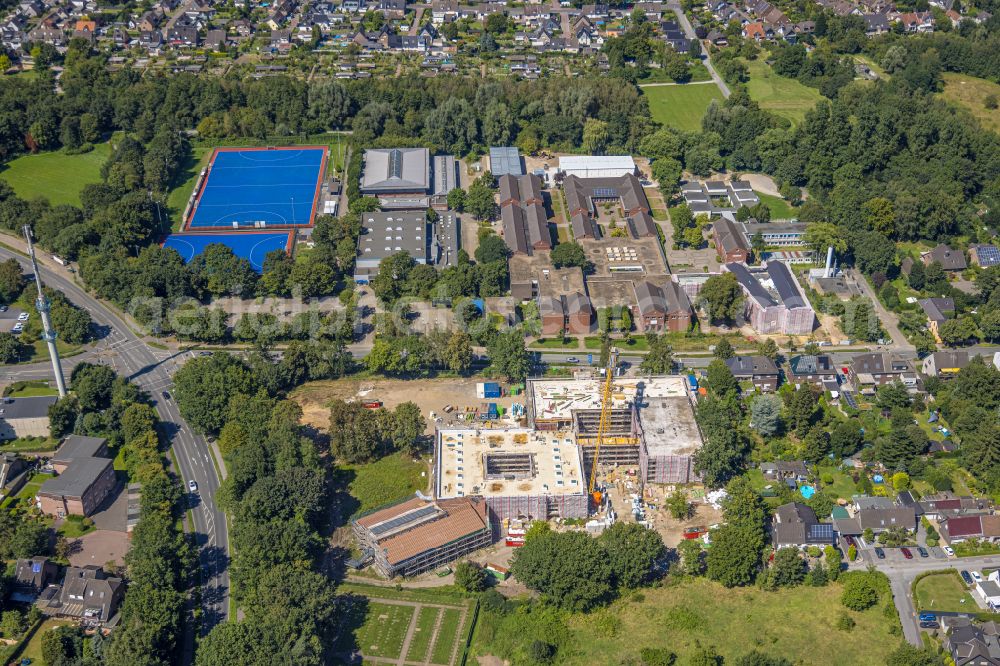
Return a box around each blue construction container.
[483,382,501,398]
[687,374,699,391]
[487,403,499,418]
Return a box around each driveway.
[849,269,913,352]
[68,530,130,567]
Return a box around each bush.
[835,611,856,631]
[529,640,556,663]
[821,473,835,484]
[841,574,879,611]
[848,545,857,561]
[454,560,489,593]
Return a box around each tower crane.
[588,348,618,506]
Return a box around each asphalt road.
[0,246,229,645]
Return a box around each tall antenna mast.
[22,225,66,397]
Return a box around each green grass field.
[529,338,582,349]
[353,602,414,659]
[17,619,75,664]
[914,572,975,612]
[430,608,463,665]
[555,577,898,664]
[0,143,111,206]
[340,452,427,518]
[743,59,823,126]
[2,380,57,397]
[642,83,725,132]
[405,607,440,663]
[756,191,797,220]
[941,72,1000,135]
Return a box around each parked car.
[901,547,913,560]
[0,304,6,312]
[12,323,23,333]
[875,547,886,559]
[944,546,956,557]
[961,570,974,585]
[17,312,29,321]
[972,571,984,583]
[919,613,937,622]
[917,547,928,558]
[919,621,939,629]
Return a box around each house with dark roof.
[11,557,58,601]
[500,174,549,256]
[37,437,115,518]
[760,461,808,482]
[847,353,917,392]
[922,243,967,271]
[939,514,1000,544]
[713,216,751,263]
[724,355,780,392]
[539,292,594,335]
[921,350,970,378]
[0,395,58,440]
[0,452,25,498]
[942,617,1000,665]
[770,502,834,549]
[39,565,124,626]
[631,280,692,333]
[917,297,955,343]
[787,354,838,393]
[919,492,993,520]
[50,435,107,474]
[724,262,815,335]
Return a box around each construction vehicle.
[588,349,619,507]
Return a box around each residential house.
[742,21,770,40]
[917,297,955,344]
[864,11,890,34]
[969,244,1000,269]
[11,557,58,601]
[50,436,108,475]
[770,502,835,549]
[847,353,917,392]
[631,280,693,333]
[938,515,1000,545]
[166,23,199,46]
[787,354,838,393]
[760,461,809,482]
[37,436,116,518]
[921,350,970,378]
[377,0,406,18]
[896,10,935,31]
[203,28,227,50]
[44,565,125,626]
[920,493,993,520]
[921,243,967,271]
[0,452,25,498]
[538,292,594,335]
[138,9,163,31]
[725,355,781,392]
[977,573,1000,612]
[856,503,917,534]
[942,617,1000,665]
[500,174,550,256]
[0,396,57,440]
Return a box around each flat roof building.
[559,155,637,179]
[361,147,431,197]
[489,146,524,177]
[353,494,492,578]
[38,456,116,518]
[0,396,57,440]
[354,210,459,282]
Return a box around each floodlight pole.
[22,225,66,397]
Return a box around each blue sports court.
[186,146,327,230]
[162,231,294,273]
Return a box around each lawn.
[2,380,58,397]
[556,577,898,665]
[583,336,650,351]
[17,618,75,664]
[0,142,111,206]
[57,515,96,539]
[816,466,858,502]
[405,607,440,663]
[914,572,976,613]
[940,73,1000,135]
[339,452,427,518]
[756,191,797,220]
[351,602,414,659]
[429,608,463,665]
[641,82,725,132]
[743,59,823,126]
[529,338,582,349]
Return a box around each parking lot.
[0,306,28,334]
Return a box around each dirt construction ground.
[290,377,522,435]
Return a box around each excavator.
[588,348,618,507]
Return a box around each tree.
[769,548,806,587]
[713,337,734,359]
[803,222,847,256]
[600,523,665,589]
[454,561,489,593]
[665,490,690,519]
[475,234,510,264]
[0,258,25,303]
[676,539,704,576]
[550,242,588,270]
[891,471,910,491]
[885,644,944,666]
[582,119,610,155]
[444,331,473,374]
[70,362,116,411]
[699,273,744,323]
[466,177,498,221]
[706,524,761,587]
[48,395,79,438]
[706,359,738,397]
[640,335,674,374]
[0,332,21,363]
[447,188,466,212]
[757,338,779,361]
[750,394,782,437]
[487,331,531,382]
[939,317,977,347]
[328,400,382,463]
[173,354,259,435]
[390,402,426,457]
[830,422,864,459]
[510,530,614,611]
[0,609,25,638]
[840,573,878,611]
[688,644,723,666]
[788,387,818,436]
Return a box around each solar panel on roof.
[369,504,439,536]
[389,149,402,179]
[592,187,618,198]
[808,524,833,540]
[32,562,41,573]
[978,246,1000,267]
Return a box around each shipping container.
[482,382,502,398]
[687,374,699,391]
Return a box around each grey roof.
[857,506,916,531]
[767,261,806,309]
[500,174,548,254]
[724,355,779,377]
[52,435,106,464]
[502,206,529,255]
[918,297,955,323]
[714,217,750,255]
[563,173,651,240]
[357,211,428,269]
[0,396,58,420]
[771,502,833,545]
[726,263,777,307]
[432,155,458,196]
[361,148,430,193]
[851,353,911,376]
[59,565,123,623]
[924,243,968,271]
[489,146,523,177]
[929,350,969,370]
[39,457,112,499]
[634,280,691,317]
[789,354,835,376]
